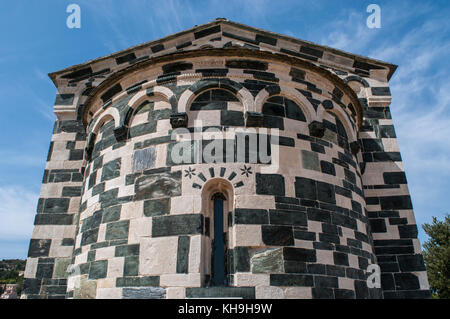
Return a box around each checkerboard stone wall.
[22,19,429,299]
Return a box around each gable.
[49,19,396,89]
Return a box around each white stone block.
[255,286,284,299]
[140,237,178,275]
[348,253,359,269]
[97,288,122,299]
[95,246,116,260]
[128,217,152,244]
[283,287,312,299]
[24,258,38,278]
[338,277,354,290]
[234,273,269,287]
[188,235,202,274]
[107,257,124,278]
[166,287,186,299]
[231,225,262,248]
[160,273,202,287]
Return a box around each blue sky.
[0,0,448,259]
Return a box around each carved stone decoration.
[170,112,188,128]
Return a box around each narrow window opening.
[211,192,227,286]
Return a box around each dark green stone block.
[22,278,42,295]
[186,287,255,299]
[99,188,119,205]
[116,276,160,287]
[93,155,103,171]
[36,263,54,279]
[89,260,108,279]
[62,186,82,197]
[69,149,84,161]
[42,198,70,214]
[255,173,285,196]
[102,206,121,223]
[101,158,121,182]
[317,181,336,204]
[92,183,105,196]
[220,110,245,126]
[71,172,83,182]
[81,210,103,232]
[81,228,99,246]
[88,171,97,189]
[129,122,157,138]
[176,236,190,274]
[270,274,314,287]
[105,220,130,240]
[295,177,317,200]
[61,238,75,246]
[233,247,250,272]
[52,173,71,183]
[34,214,73,225]
[268,209,307,227]
[143,198,170,217]
[123,256,139,277]
[283,247,317,262]
[55,94,74,105]
[87,250,96,262]
[152,214,203,237]
[233,209,269,225]
[261,225,294,246]
[301,150,320,171]
[115,244,140,257]
[28,239,51,257]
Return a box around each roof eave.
[48,18,398,85]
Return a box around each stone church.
[22,19,430,299]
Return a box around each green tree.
[422,214,450,299]
[16,275,24,296]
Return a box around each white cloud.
[376,18,450,178]
[0,186,38,241]
[319,10,380,54]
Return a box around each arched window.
[211,192,227,286]
[262,96,306,122]
[334,115,349,150]
[128,97,171,138]
[201,178,234,287]
[191,89,239,111]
